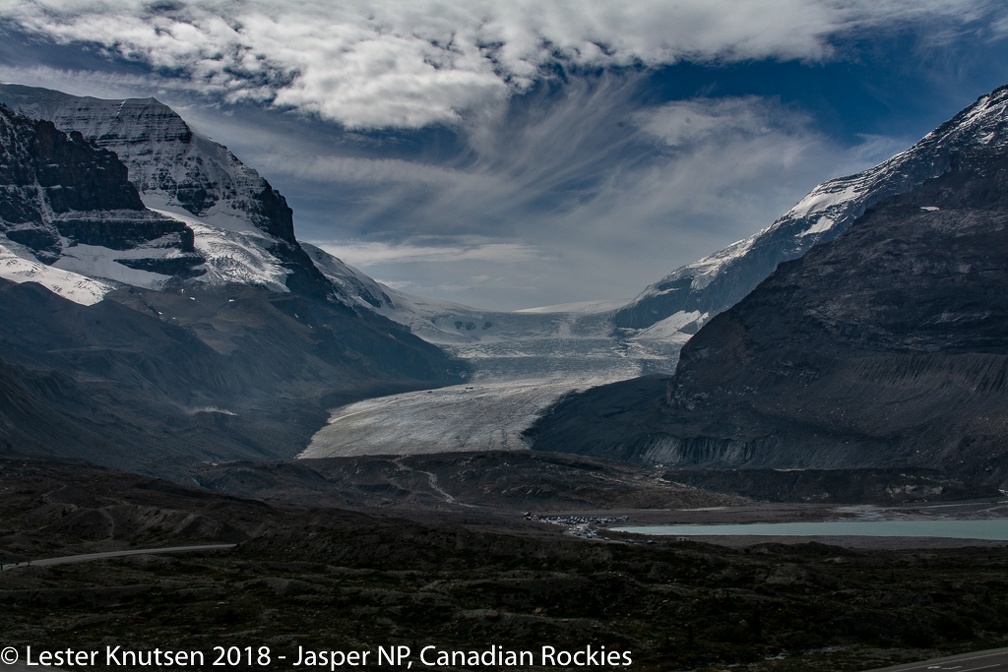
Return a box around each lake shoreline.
[583,498,1008,548]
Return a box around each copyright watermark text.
[0,644,632,669]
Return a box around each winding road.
[0,543,236,571]
[864,647,1008,671]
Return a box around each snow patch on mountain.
[686,237,757,291]
[51,240,173,289]
[631,310,706,342]
[142,193,263,236]
[786,183,862,219]
[0,237,111,305]
[801,216,835,237]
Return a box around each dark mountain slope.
[0,99,465,477]
[0,278,463,477]
[530,116,1008,490]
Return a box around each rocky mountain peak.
[611,84,1008,347]
[0,104,200,285]
[0,84,297,244]
[530,83,1008,491]
[0,84,340,300]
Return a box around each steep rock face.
[612,85,1008,345]
[655,158,1008,477]
[0,85,293,241]
[530,87,1008,489]
[0,104,201,273]
[0,84,332,298]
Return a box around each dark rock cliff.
[0,84,337,297]
[0,105,198,267]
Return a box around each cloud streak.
[5,0,1005,129]
[284,80,908,308]
[317,237,544,266]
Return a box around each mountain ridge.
[612,84,1008,347]
[0,83,341,301]
[529,83,1008,493]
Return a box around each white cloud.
[261,154,471,189]
[315,237,545,266]
[312,237,552,308]
[0,63,184,99]
[290,88,891,310]
[5,0,1004,129]
[223,81,908,309]
[634,96,808,147]
[0,53,925,310]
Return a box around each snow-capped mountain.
[301,241,481,343]
[303,240,634,355]
[0,89,466,477]
[0,103,203,303]
[0,83,334,301]
[612,85,1008,341]
[0,84,639,382]
[0,84,294,241]
[0,84,666,363]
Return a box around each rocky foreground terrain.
[2,458,1008,672]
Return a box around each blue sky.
[2,1,1008,310]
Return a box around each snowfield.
[0,239,112,305]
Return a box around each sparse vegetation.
[2,459,1007,672]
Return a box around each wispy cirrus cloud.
[4,0,1005,129]
[290,81,908,308]
[315,236,551,307]
[317,237,544,266]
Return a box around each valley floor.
[2,459,1008,672]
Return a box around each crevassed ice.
[151,208,289,292]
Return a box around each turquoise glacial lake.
[613,519,1008,540]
